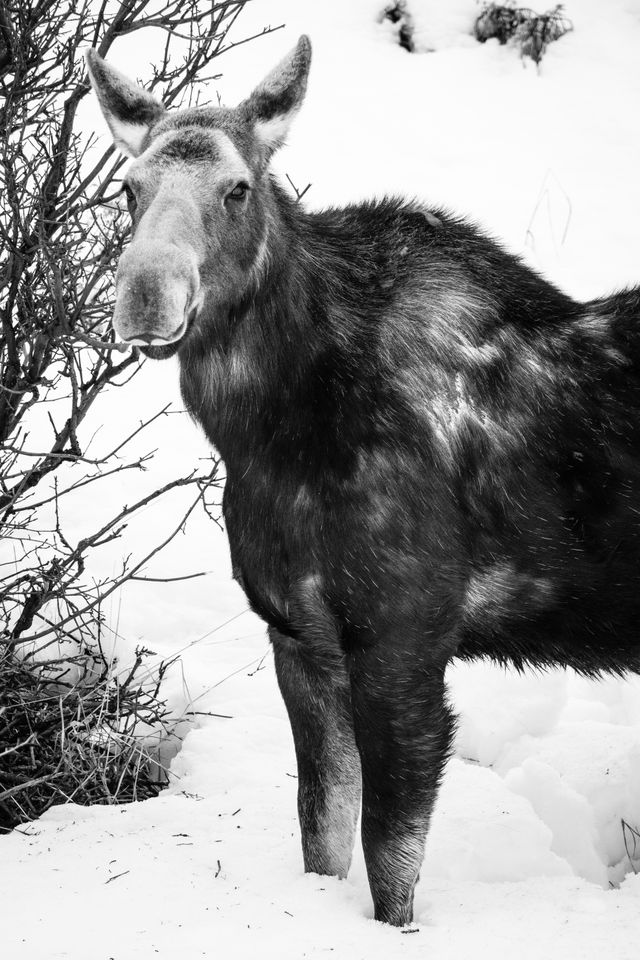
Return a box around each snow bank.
[423,759,572,881]
[4,0,640,956]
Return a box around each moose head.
[86,37,311,358]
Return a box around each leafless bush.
[0,0,281,824]
[380,1,415,53]
[0,642,178,829]
[475,3,573,66]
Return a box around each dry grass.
[622,818,640,875]
[380,2,415,53]
[0,642,179,831]
[475,3,573,65]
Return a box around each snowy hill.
[3,0,640,956]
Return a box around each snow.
[4,0,640,955]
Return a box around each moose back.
[87,37,640,926]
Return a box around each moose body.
[88,38,640,926]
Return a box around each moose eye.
[226,182,250,202]
[121,182,137,214]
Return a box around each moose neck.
[178,179,361,481]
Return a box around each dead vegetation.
[475,3,573,66]
[0,0,279,826]
[0,642,178,830]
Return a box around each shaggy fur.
[88,38,640,926]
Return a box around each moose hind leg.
[350,646,455,926]
[271,626,361,878]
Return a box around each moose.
[87,37,640,926]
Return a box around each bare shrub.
[0,0,280,825]
[0,642,177,829]
[475,3,573,66]
[380,2,415,53]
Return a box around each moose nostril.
[123,331,174,346]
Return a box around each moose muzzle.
[112,239,200,347]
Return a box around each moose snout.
[113,240,200,346]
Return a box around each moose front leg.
[350,645,455,926]
[270,626,361,878]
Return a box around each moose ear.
[85,49,165,157]
[239,35,311,156]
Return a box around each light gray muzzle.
[113,240,200,346]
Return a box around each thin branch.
[130,570,211,583]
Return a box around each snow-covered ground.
[4,0,640,955]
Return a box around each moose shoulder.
[87,37,640,927]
